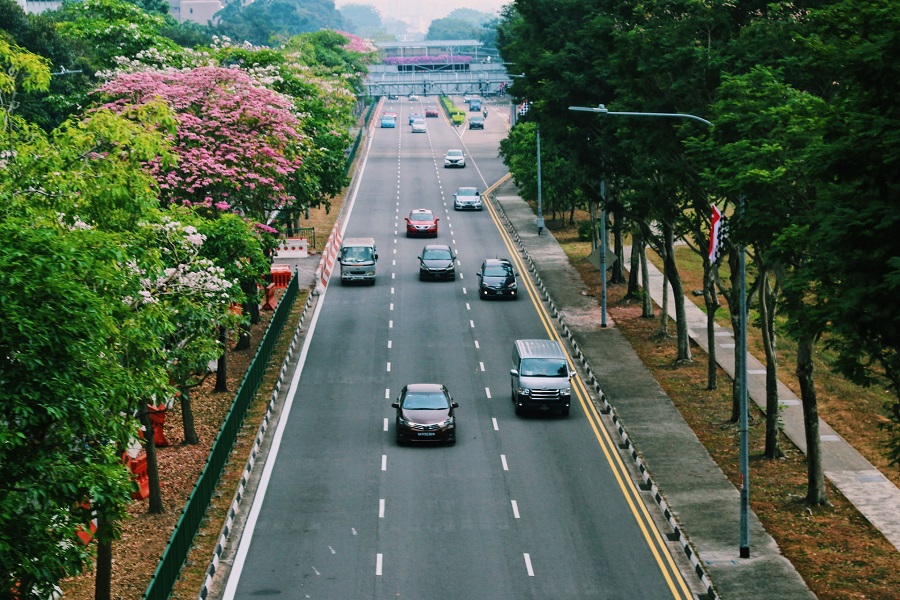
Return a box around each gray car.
[418,244,456,280]
[453,186,483,210]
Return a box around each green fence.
[343,102,376,177]
[142,272,300,600]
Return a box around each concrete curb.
[197,289,315,600]
[490,194,719,600]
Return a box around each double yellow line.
[482,175,694,599]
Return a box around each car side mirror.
[374,253,379,260]
[476,273,482,278]
[391,402,400,409]
[451,402,459,409]
[510,369,518,376]
[569,370,576,379]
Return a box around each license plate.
[417,432,436,437]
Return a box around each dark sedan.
[392,383,458,445]
[469,116,485,130]
[419,245,456,280]
[476,258,519,299]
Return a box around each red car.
[425,105,439,118]
[405,209,439,237]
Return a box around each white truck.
[339,237,378,285]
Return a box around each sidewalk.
[491,183,816,599]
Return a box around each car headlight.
[517,387,531,396]
[441,417,455,428]
[562,387,571,396]
[398,416,412,426]
[508,282,518,289]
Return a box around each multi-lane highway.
[221,98,697,599]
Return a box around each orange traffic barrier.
[262,283,278,310]
[147,404,170,447]
[271,264,292,288]
[74,500,97,545]
[123,450,150,500]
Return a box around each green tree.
[213,0,345,46]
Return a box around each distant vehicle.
[392,383,458,445]
[409,112,423,124]
[476,258,518,299]
[453,186,482,211]
[443,149,466,168]
[463,93,477,103]
[383,109,397,118]
[408,93,420,101]
[468,115,485,130]
[469,99,482,112]
[405,209,439,237]
[411,118,427,133]
[380,115,396,128]
[425,105,439,118]
[418,244,456,281]
[387,93,399,100]
[339,238,378,285]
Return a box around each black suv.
[476,258,519,299]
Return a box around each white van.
[510,339,576,415]
[339,238,378,284]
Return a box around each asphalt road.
[221,98,697,599]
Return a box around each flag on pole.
[708,205,727,263]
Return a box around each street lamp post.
[569,103,749,558]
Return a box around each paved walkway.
[491,183,816,599]
[631,249,900,555]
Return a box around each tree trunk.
[703,262,720,391]
[610,204,626,285]
[640,241,654,319]
[626,226,641,299]
[139,409,165,514]
[759,271,783,459]
[796,333,829,506]
[93,511,113,600]
[663,223,691,362]
[180,388,199,445]
[215,325,228,392]
[728,249,742,423]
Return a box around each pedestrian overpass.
[364,39,510,98]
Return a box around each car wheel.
[515,406,523,416]
[561,407,570,416]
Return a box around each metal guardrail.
[142,273,300,600]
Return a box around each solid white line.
[485,387,492,399]
[379,499,385,518]
[492,418,499,431]
[381,455,387,471]
[376,553,383,576]
[511,500,520,519]
[501,454,508,470]
[524,553,534,576]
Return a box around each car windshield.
[423,249,452,260]
[341,246,373,263]
[484,264,512,277]
[447,150,463,157]
[410,212,433,222]
[457,188,477,196]
[403,392,448,410]
[519,358,569,377]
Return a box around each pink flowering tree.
[94,66,307,222]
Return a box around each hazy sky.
[336,0,508,34]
